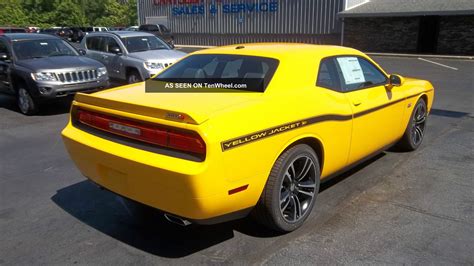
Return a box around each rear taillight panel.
[74,108,206,161]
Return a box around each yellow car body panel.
[62,43,434,222]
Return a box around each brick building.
[339,0,474,55]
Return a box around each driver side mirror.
[78,49,87,56]
[0,52,10,62]
[110,47,122,55]
[389,74,404,87]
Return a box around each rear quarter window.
[317,58,342,91]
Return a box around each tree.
[0,0,137,27]
[0,0,29,26]
[127,0,138,26]
[93,0,128,26]
[51,0,87,26]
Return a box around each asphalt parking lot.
[0,53,473,265]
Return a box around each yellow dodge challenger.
[62,44,434,232]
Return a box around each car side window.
[335,56,387,91]
[0,40,9,55]
[317,58,342,91]
[100,37,121,54]
[86,36,101,51]
[159,25,170,33]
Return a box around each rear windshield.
[155,54,279,92]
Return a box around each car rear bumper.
[61,122,261,222]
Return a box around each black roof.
[339,0,474,17]
[0,33,59,41]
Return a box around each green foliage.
[0,0,138,28]
[94,0,128,26]
[0,0,29,27]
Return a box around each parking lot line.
[417,58,459,70]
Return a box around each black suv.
[41,28,73,41]
[0,34,109,115]
[138,24,174,46]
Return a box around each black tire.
[396,98,428,151]
[17,86,39,115]
[127,70,142,84]
[253,144,321,232]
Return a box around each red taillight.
[168,130,206,155]
[77,109,206,156]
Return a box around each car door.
[335,56,406,164]
[99,36,123,79]
[84,36,104,63]
[0,39,13,94]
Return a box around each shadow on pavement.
[51,180,279,258]
[51,152,388,258]
[430,108,469,118]
[0,93,72,116]
[320,153,385,191]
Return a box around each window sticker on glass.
[336,57,365,85]
[40,42,49,46]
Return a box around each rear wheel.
[253,144,320,232]
[396,98,428,151]
[17,87,38,115]
[127,70,142,84]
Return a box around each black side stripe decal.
[221,92,428,151]
[221,114,352,151]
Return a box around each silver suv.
[79,31,186,84]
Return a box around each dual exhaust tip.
[164,213,192,226]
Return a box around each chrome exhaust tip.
[164,213,191,226]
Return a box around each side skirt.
[320,140,400,186]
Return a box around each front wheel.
[396,98,428,151]
[253,144,320,232]
[17,87,39,115]
[127,70,142,84]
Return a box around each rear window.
[155,54,279,92]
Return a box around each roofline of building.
[338,9,474,18]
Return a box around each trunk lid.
[75,83,261,124]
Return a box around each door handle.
[352,99,362,106]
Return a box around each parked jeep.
[138,24,174,46]
[79,31,185,84]
[0,34,109,115]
